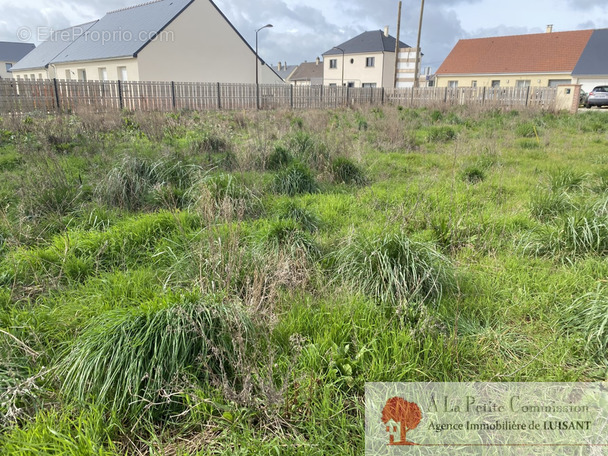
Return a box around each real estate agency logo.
[382,397,422,446]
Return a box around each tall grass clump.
[331,232,453,305]
[563,286,608,360]
[423,125,456,143]
[272,162,318,196]
[58,293,252,419]
[330,157,366,185]
[266,145,293,170]
[529,190,574,221]
[523,213,608,260]
[190,173,260,222]
[548,169,585,191]
[96,156,198,211]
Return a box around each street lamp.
[255,23,273,109]
[333,46,345,87]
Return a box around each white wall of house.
[50,58,139,81]
[137,0,281,83]
[324,52,390,88]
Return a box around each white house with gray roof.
[0,41,35,79]
[11,0,281,84]
[322,27,420,88]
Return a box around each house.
[322,27,420,88]
[0,41,35,79]
[10,0,282,84]
[287,58,324,86]
[435,27,608,92]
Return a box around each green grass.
[1,107,607,454]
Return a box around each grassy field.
[1,106,607,455]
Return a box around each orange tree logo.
[381,397,422,446]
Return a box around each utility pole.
[413,0,425,88]
[393,1,402,89]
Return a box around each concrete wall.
[555,84,581,113]
[436,73,574,88]
[137,0,281,83]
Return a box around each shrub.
[58,294,252,418]
[331,232,454,305]
[331,157,366,185]
[272,163,318,196]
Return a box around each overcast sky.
[1,0,608,72]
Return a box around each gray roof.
[572,28,608,76]
[53,0,193,64]
[289,61,324,82]
[11,0,192,70]
[323,30,410,56]
[0,41,35,62]
[276,65,298,80]
[11,22,97,71]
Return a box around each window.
[65,70,72,81]
[118,66,128,81]
[471,80,477,88]
[38,73,42,80]
[77,69,87,82]
[491,80,500,88]
[448,80,458,88]
[30,74,35,80]
[347,82,355,88]
[329,83,337,87]
[98,68,108,81]
[5,63,12,72]
[516,80,531,88]
[548,79,571,88]
[362,83,377,88]
[365,57,375,67]
[329,59,337,69]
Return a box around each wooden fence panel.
[0,79,562,115]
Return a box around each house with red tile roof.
[436,28,608,92]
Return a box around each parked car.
[585,86,608,108]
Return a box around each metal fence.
[0,79,558,114]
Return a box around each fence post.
[290,84,294,109]
[346,86,350,107]
[481,87,486,106]
[53,78,60,112]
[381,87,385,105]
[216,82,221,110]
[171,81,176,110]
[117,80,123,110]
[525,86,530,107]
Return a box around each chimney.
[316,57,320,66]
[546,24,553,33]
[278,62,282,71]
[384,26,389,37]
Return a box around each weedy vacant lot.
[1,106,607,454]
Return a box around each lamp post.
[333,46,345,87]
[255,23,273,109]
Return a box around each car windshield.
[593,87,608,92]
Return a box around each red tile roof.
[437,30,594,75]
